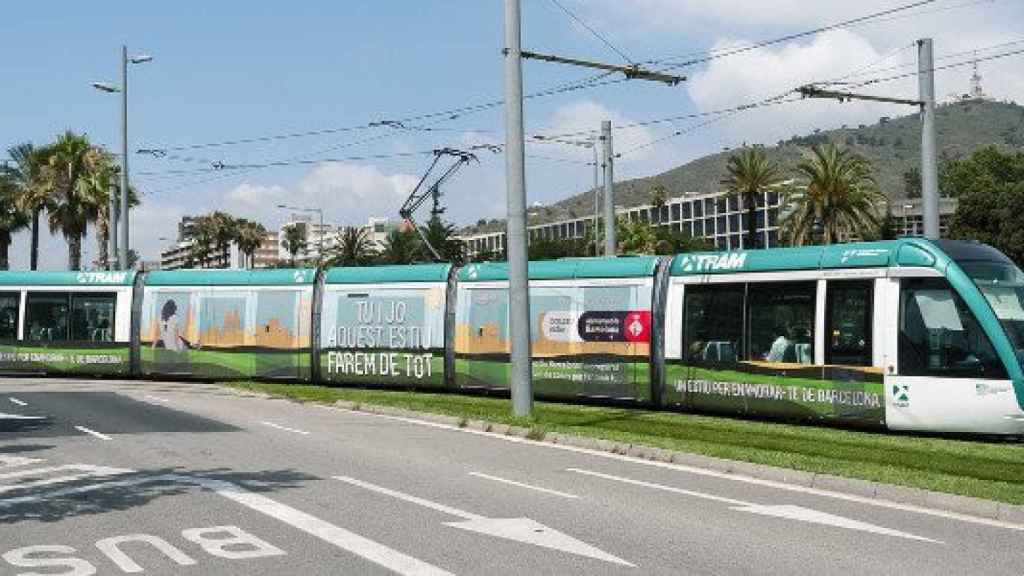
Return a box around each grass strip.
[224,381,1024,506]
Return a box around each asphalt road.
[0,377,1022,575]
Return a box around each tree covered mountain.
[462,99,1024,235]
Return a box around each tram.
[1,238,1022,435]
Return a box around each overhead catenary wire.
[143,0,944,157]
[822,44,1024,91]
[547,0,633,64]
[645,0,937,71]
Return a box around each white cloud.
[685,29,916,144]
[532,100,667,168]
[224,163,419,230]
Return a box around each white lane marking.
[75,426,112,440]
[260,421,310,436]
[177,475,452,576]
[0,412,45,420]
[468,472,579,499]
[0,473,453,576]
[568,468,941,544]
[0,465,133,495]
[334,475,633,567]
[315,404,1024,532]
[145,395,169,403]
[0,456,43,469]
[335,475,482,520]
[8,397,26,406]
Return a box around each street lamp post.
[92,45,152,270]
[277,204,325,266]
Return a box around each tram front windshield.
[959,260,1024,372]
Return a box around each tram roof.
[459,256,661,282]
[144,268,317,286]
[669,238,962,276]
[0,271,136,286]
[324,264,452,284]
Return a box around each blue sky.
[3,1,1023,269]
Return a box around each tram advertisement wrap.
[0,344,130,375]
[139,288,312,380]
[320,286,446,388]
[455,284,653,401]
[662,363,885,425]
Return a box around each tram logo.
[678,253,747,273]
[893,383,911,408]
[76,272,127,285]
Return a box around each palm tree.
[327,226,376,267]
[209,211,239,265]
[281,223,308,266]
[235,219,268,268]
[0,178,29,270]
[188,214,216,268]
[2,143,51,270]
[422,217,464,265]
[780,143,886,246]
[39,131,106,270]
[722,148,783,250]
[81,153,119,270]
[379,228,422,265]
[650,183,668,224]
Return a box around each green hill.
[462,99,1024,235]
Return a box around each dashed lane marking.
[260,421,311,436]
[74,426,112,441]
[334,475,633,567]
[0,456,45,470]
[468,472,579,499]
[314,404,1024,533]
[567,468,941,544]
[0,464,132,495]
[8,397,27,406]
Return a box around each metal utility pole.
[918,38,940,240]
[504,0,532,418]
[592,143,600,256]
[108,181,118,271]
[602,121,616,256]
[119,45,130,269]
[796,37,941,240]
[93,46,152,270]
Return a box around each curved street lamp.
[91,46,153,270]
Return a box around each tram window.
[747,282,816,365]
[826,281,873,366]
[26,293,70,342]
[684,284,744,363]
[70,294,116,342]
[0,293,19,340]
[899,278,1006,379]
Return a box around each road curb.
[308,397,1024,525]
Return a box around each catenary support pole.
[108,182,118,271]
[918,38,940,240]
[602,121,616,256]
[119,45,130,269]
[504,0,533,418]
[592,143,600,256]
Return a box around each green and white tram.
[0,238,1022,435]
[662,239,1024,434]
